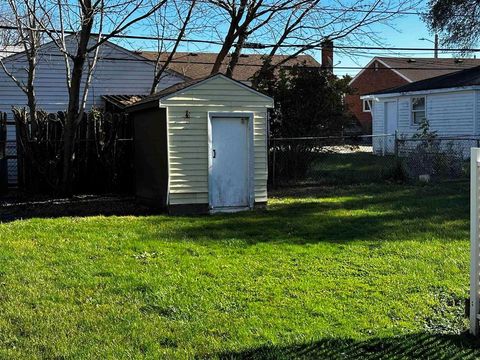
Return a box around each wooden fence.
[15,110,134,194]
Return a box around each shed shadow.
[0,195,157,222]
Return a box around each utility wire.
[1,25,478,53]
[1,49,478,72]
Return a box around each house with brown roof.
[346,57,480,133]
[138,51,320,83]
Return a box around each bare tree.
[26,0,168,194]
[0,0,43,123]
[254,0,394,78]
[149,0,199,94]
[207,0,421,78]
[207,0,305,75]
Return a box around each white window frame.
[410,96,426,126]
[363,99,373,112]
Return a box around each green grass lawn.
[1,182,478,359]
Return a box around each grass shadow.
[142,182,469,245]
[214,332,480,359]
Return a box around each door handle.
[213,149,216,158]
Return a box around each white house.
[0,37,186,185]
[362,66,480,155]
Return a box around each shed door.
[210,116,249,209]
[384,101,397,154]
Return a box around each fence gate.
[471,148,480,335]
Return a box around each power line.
[1,47,479,73]
[3,24,480,53]
[0,25,226,47]
[317,7,427,16]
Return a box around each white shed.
[127,73,274,214]
[362,66,480,155]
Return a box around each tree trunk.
[226,32,247,78]
[210,24,238,74]
[26,54,37,126]
[60,16,93,196]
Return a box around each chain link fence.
[269,134,474,187]
[269,134,397,187]
[397,137,475,182]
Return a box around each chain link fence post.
[271,138,276,189]
[394,130,399,158]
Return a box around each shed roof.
[369,65,480,95]
[126,73,273,112]
[137,51,320,81]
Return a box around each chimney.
[321,39,334,72]
[434,33,439,59]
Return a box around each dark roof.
[137,51,320,81]
[126,73,271,112]
[376,57,480,82]
[370,65,480,95]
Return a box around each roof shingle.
[371,65,480,95]
[377,57,480,82]
[137,51,320,81]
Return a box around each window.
[411,97,426,125]
[363,99,373,112]
[374,62,379,71]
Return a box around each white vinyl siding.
[161,76,272,205]
[371,90,477,154]
[371,100,386,154]
[0,41,183,120]
[476,90,480,135]
[398,91,475,136]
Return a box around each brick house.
[346,57,480,134]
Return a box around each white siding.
[0,41,183,119]
[372,90,477,154]
[161,76,272,206]
[397,91,475,137]
[476,90,480,135]
[371,99,386,154]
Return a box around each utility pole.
[419,35,439,58]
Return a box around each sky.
[179,9,446,78]
[331,12,437,77]
[117,2,473,79]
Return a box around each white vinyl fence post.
[470,147,480,335]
